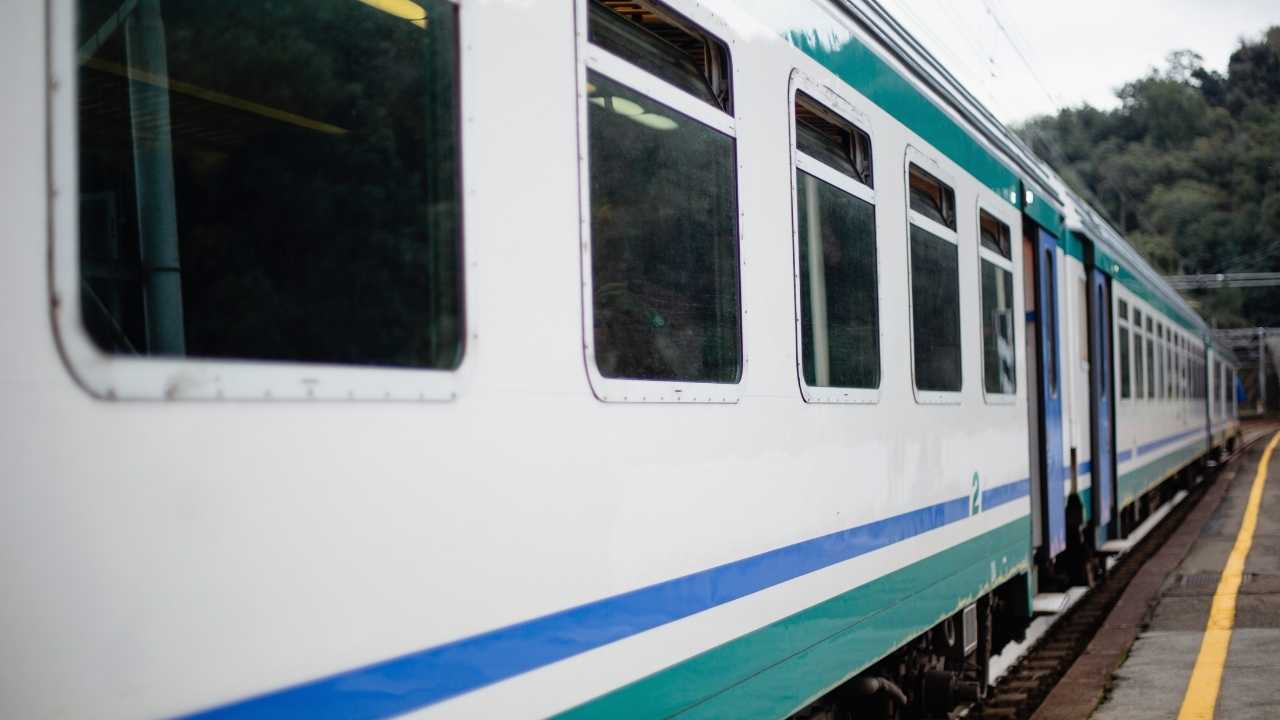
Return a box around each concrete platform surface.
[1092,431,1280,720]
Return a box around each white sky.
[875,0,1280,123]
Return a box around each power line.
[977,0,1063,112]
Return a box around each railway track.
[969,434,1264,720]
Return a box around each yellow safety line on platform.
[1177,431,1280,720]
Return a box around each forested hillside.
[1017,27,1280,329]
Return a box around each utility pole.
[125,0,185,354]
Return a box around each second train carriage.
[0,0,1241,717]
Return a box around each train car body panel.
[0,0,1239,718]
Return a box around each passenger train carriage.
[0,0,1240,718]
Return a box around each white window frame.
[1113,295,1129,403]
[904,146,963,405]
[788,70,880,405]
[975,200,1018,405]
[47,0,468,401]
[573,0,744,404]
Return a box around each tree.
[1016,26,1280,329]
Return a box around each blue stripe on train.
[189,424,1208,718]
[187,478,1031,719]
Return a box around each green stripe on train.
[1117,438,1208,509]
[556,517,1031,720]
[785,30,1211,335]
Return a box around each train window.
[979,207,1011,259]
[1223,366,1233,412]
[1181,338,1188,399]
[586,72,740,384]
[1222,362,1229,416]
[793,93,879,395]
[1214,359,1223,416]
[978,211,1015,396]
[582,3,740,392]
[795,93,873,187]
[1118,299,1128,321]
[1133,309,1145,399]
[1156,323,1165,399]
[906,161,960,396]
[911,225,962,393]
[73,0,463,379]
[1152,313,1162,394]
[1119,326,1132,399]
[588,0,731,113]
[909,165,956,230]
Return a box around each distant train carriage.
[0,0,1239,718]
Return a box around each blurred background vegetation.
[1017,26,1280,330]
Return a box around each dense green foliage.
[1017,28,1280,329]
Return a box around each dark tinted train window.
[76,0,462,369]
[1214,359,1223,414]
[1119,326,1132,399]
[797,172,879,389]
[1133,310,1145,399]
[979,210,1011,258]
[908,164,955,229]
[980,259,1016,394]
[587,71,740,383]
[588,0,731,112]
[795,93,872,187]
[910,225,961,391]
[1044,248,1058,396]
[1152,316,1162,394]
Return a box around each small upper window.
[75,0,463,371]
[588,0,732,112]
[795,93,872,187]
[909,164,956,230]
[979,210,1011,259]
[1118,299,1129,321]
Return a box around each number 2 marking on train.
[971,472,982,515]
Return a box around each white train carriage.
[0,0,1238,718]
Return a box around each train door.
[1027,224,1066,562]
[1087,265,1116,543]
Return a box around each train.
[0,0,1241,718]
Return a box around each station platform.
[1089,428,1280,720]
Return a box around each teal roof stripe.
[784,24,1221,352]
[1067,229,1206,336]
[788,32,1023,209]
[1021,183,1064,239]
